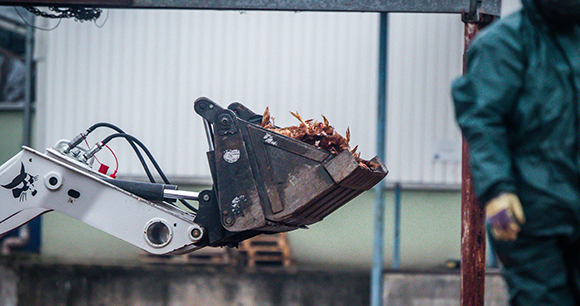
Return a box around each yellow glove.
[485,193,525,241]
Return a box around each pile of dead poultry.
[259,107,380,172]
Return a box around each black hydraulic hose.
[90,132,198,213]
[180,199,198,214]
[99,133,170,183]
[86,123,155,183]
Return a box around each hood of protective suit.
[522,0,580,30]
[521,0,546,22]
[521,0,538,12]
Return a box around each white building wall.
[386,13,464,186]
[34,9,464,187]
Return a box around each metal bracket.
[462,0,498,25]
[462,12,497,25]
[463,0,483,22]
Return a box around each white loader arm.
[0,98,388,256]
[0,146,203,255]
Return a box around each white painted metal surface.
[0,147,201,255]
[386,13,464,186]
[34,10,463,187]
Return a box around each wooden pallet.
[140,247,236,266]
[140,253,174,264]
[238,233,292,267]
[183,247,236,265]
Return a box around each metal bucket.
[195,97,388,233]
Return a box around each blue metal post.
[370,12,388,306]
[393,182,401,269]
[23,11,34,147]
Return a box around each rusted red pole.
[461,140,486,306]
[460,15,495,306]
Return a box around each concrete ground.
[0,258,508,306]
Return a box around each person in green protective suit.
[452,0,580,305]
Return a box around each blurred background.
[0,1,521,305]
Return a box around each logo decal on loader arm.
[1,162,38,202]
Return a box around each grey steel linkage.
[203,118,215,152]
[0,0,501,15]
[132,0,501,14]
